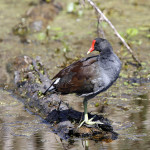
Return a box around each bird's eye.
[95,41,98,45]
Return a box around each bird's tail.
[43,80,56,95]
[43,78,61,95]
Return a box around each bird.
[45,38,122,127]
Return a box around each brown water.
[0,0,150,149]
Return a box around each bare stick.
[97,16,105,38]
[87,0,141,66]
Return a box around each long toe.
[86,119,103,125]
[78,120,85,128]
[78,119,103,128]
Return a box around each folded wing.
[52,56,99,95]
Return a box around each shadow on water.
[0,0,150,149]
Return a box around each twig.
[97,16,105,38]
[87,0,141,66]
[79,0,85,6]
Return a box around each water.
[0,83,150,149]
[0,0,150,149]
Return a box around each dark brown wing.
[52,56,99,95]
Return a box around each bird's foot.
[78,114,103,128]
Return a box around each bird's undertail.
[43,78,61,95]
[43,85,55,95]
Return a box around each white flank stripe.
[54,78,60,85]
[48,86,54,91]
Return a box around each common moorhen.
[45,38,122,127]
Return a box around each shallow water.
[0,0,150,149]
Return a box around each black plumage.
[45,38,122,127]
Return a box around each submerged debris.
[12,1,62,43]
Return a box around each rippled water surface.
[0,0,150,149]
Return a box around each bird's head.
[87,38,112,54]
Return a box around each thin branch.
[79,0,85,6]
[87,0,141,66]
[97,16,105,38]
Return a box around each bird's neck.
[99,48,113,59]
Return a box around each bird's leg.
[84,98,88,121]
[78,98,103,128]
[78,99,88,128]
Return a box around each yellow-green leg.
[78,98,103,128]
